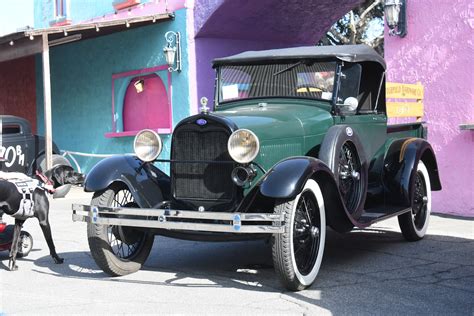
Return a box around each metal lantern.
[163,31,181,72]
[384,0,407,37]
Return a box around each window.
[218,62,336,104]
[1,124,21,135]
[357,62,386,114]
[123,74,170,132]
[54,0,68,18]
[337,63,362,113]
[106,65,173,138]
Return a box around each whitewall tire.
[398,161,432,241]
[272,179,326,291]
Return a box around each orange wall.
[0,56,37,133]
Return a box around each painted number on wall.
[0,145,25,168]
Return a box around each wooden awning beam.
[0,37,42,64]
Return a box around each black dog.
[0,165,84,270]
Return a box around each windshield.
[217,62,336,104]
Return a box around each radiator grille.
[172,128,234,201]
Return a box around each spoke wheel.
[398,161,432,241]
[337,141,363,213]
[272,179,326,291]
[293,191,321,275]
[87,183,154,276]
[107,189,144,260]
[412,172,428,230]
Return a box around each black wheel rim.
[107,189,146,260]
[338,141,362,213]
[293,191,321,276]
[412,171,428,229]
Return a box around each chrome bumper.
[72,204,285,234]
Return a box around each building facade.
[385,0,473,216]
[0,0,472,216]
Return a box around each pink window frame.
[105,64,173,138]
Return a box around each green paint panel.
[215,99,334,169]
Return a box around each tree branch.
[349,11,356,44]
[359,0,381,21]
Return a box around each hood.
[213,100,334,141]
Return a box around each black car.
[1,115,72,197]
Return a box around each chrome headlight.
[133,129,162,162]
[227,129,260,164]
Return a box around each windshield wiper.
[272,61,303,76]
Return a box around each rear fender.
[255,157,354,232]
[383,138,442,207]
[84,155,170,208]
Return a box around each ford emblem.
[346,127,353,137]
[196,119,207,126]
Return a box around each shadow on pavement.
[26,227,474,302]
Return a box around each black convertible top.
[213,44,385,69]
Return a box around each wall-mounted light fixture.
[134,79,145,93]
[385,0,407,37]
[163,31,181,72]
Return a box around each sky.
[0,0,34,36]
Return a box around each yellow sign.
[387,102,424,118]
[386,82,424,119]
[386,82,424,99]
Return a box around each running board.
[357,207,411,226]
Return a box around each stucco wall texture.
[191,0,362,106]
[385,1,474,216]
[36,9,191,173]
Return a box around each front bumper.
[72,204,285,234]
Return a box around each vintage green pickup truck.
[73,45,441,291]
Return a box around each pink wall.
[385,1,474,217]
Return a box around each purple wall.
[187,0,474,216]
[385,1,474,216]
[191,0,362,105]
[195,0,359,42]
[194,38,295,105]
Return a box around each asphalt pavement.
[1,187,473,315]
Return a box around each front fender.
[384,138,442,207]
[257,156,354,232]
[84,155,170,208]
[259,157,331,199]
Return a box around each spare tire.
[319,125,367,219]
